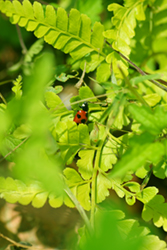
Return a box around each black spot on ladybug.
[77,114,81,118]
[81,119,86,123]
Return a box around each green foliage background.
[0,0,167,249]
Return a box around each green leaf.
[77,149,95,179]
[0,0,106,73]
[32,191,48,208]
[68,9,81,35]
[91,22,104,50]
[64,168,83,186]
[0,177,49,208]
[24,38,44,63]
[49,192,63,208]
[0,135,23,161]
[71,85,98,111]
[153,161,167,179]
[109,133,165,178]
[56,121,79,164]
[100,140,117,171]
[13,124,31,139]
[104,1,145,57]
[143,93,161,107]
[79,14,91,42]
[99,92,126,125]
[76,183,91,211]
[97,173,112,203]
[64,168,91,210]
[140,235,167,250]
[79,86,97,102]
[12,75,22,99]
[23,0,34,19]
[135,2,145,20]
[96,62,111,83]
[45,92,68,113]
[106,51,128,79]
[130,73,162,86]
[82,210,166,250]
[118,219,149,239]
[118,218,166,249]
[123,181,141,193]
[45,86,63,95]
[56,7,68,31]
[125,193,136,206]
[45,4,56,26]
[111,178,125,198]
[55,121,90,164]
[33,1,44,21]
[135,163,150,179]
[111,102,130,129]
[129,104,167,135]
[55,72,73,82]
[90,123,99,145]
[141,194,167,231]
[137,186,159,204]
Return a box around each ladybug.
[73,102,88,124]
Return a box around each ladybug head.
[80,102,88,112]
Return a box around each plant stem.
[90,153,99,228]
[118,51,167,92]
[0,93,7,104]
[16,25,27,54]
[0,137,30,163]
[107,131,127,147]
[0,79,13,86]
[90,134,106,228]
[140,166,153,190]
[106,41,167,92]
[118,65,150,107]
[64,186,93,235]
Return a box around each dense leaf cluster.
[1,0,167,249]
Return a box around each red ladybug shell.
[73,110,88,124]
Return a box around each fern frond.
[138,188,167,232]
[0,177,48,208]
[104,1,146,57]
[0,176,90,210]
[12,75,22,99]
[131,0,167,84]
[101,0,147,79]
[0,0,105,73]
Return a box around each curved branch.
[106,41,167,92]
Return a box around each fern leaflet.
[0,0,106,73]
[104,1,146,57]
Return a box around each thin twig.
[0,93,7,105]
[75,62,87,89]
[0,79,13,86]
[143,71,167,86]
[118,51,167,91]
[0,136,30,163]
[106,41,167,92]
[16,25,27,54]
[0,233,55,250]
[118,65,150,107]
[51,92,114,112]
